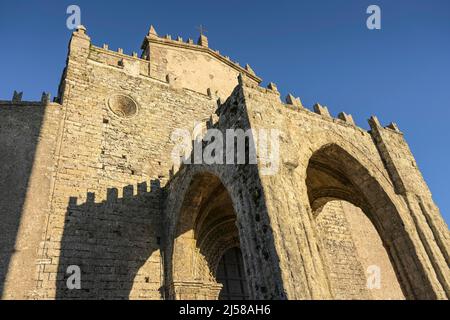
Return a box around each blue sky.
[0,0,449,224]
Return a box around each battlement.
[0,90,58,106]
[235,74,403,135]
[68,179,163,206]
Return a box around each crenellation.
[285,94,303,107]
[368,115,381,128]
[0,98,61,107]
[72,181,163,205]
[239,81,377,136]
[12,90,23,102]
[386,122,401,133]
[41,92,51,104]
[313,103,331,117]
[266,82,279,93]
[337,112,355,125]
[91,45,147,62]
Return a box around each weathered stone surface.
[0,25,448,300]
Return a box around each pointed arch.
[305,142,437,299]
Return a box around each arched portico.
[305,143,438,299]
[167,172,240,299]
[164,166,285,300]
[161,117,448,300]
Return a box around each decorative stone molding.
[168,281,223,300]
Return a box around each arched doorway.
[168,172,249,300]
[306,144,410,299]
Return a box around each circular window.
[107,94,138,118]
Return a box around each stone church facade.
[0,25,448,300]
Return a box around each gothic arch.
[164,170,247,299]
[304,142,437,299]
[164,164,286,300]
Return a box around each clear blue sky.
[1,0,449,224]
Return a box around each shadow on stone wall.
[165,164,286,300]
[55,180,163,299]
[0,103,45,297]
[164,84,287,299]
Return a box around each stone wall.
[33,27,220,299]
[315,200,371,299]
[316,200,405,299]
[0,100,62,299]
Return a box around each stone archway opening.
[306,144,407,300]
[169,172,248,300]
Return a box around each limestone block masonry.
[0,25,448,300]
